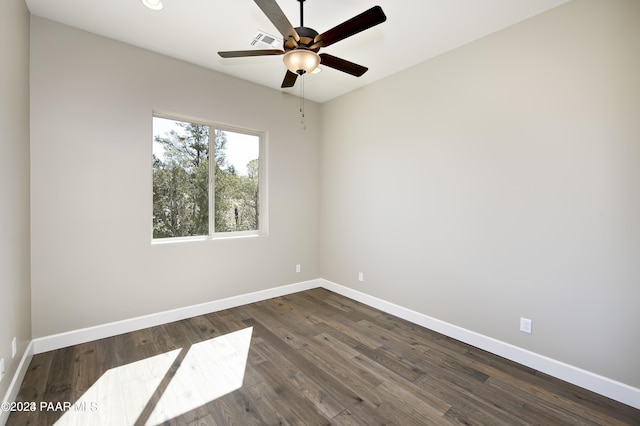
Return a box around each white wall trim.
[7,278,638,412]
[1,340,34,426]
[319,278,640,410]
[32,279,321,354]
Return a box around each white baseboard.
[319,278,640,410]
[5,277,638,414]
[1,340,34,426]
[32,279,321,354]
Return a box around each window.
[152,115,265,240]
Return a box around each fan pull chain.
[300,74,306,130]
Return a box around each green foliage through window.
[152,116,261,239]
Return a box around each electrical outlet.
[12,337,17,358]
[358,272,364,282]
[0,358,5,383]
[295,264,301,273]
[520,317,532,334]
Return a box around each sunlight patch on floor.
[55,348,181,426]
[146,327,253,425]
[53,327,253,425]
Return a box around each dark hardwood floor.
[8,288,640,425]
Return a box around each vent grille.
[251,31,282,49]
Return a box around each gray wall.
[320,0,640,387]
[0,0,32,400]
[24,0,640,395]
[30,17,321,338]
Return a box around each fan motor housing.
[284,26,320,52]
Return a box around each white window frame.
[152,112,268,244]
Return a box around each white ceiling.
[25,0,569,103]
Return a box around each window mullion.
[209,126,215,236]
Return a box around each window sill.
[151,232,265,245]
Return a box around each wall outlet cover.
[520,317,532,334]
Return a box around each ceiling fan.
[218,0,387,88]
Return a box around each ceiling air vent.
[251,31,282,49]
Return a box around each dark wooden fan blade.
[319,53,368,77]
[254,0,300,42]
[313,5,386,48]
[218,49,285,58]
[281,70,298,88]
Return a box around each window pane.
[214,130,260,232]
[152,117,209,238]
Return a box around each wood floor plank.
[204,310,250,334]
[187,412,218,426]
[7,289,640,426]
[415,368,529,425]
[516,400,602,426]
[299,335,386,409]
[311,333,382,385]
[485,374,630,426]
[245,379,306,425]
[309,312,384,350]
[206,396,262,426]
[469,355,634,426]
[354,342,424,382]
[348,350,452,417]
[243,317,353,419]
[70,341,98,394]
[532,370,640,425]
[11,349,54,426]
[148,324,175,354]
[331,408,372,426]
[251,361,331,425]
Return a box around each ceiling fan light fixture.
[141,0,163,11]
[283,50,320,75]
